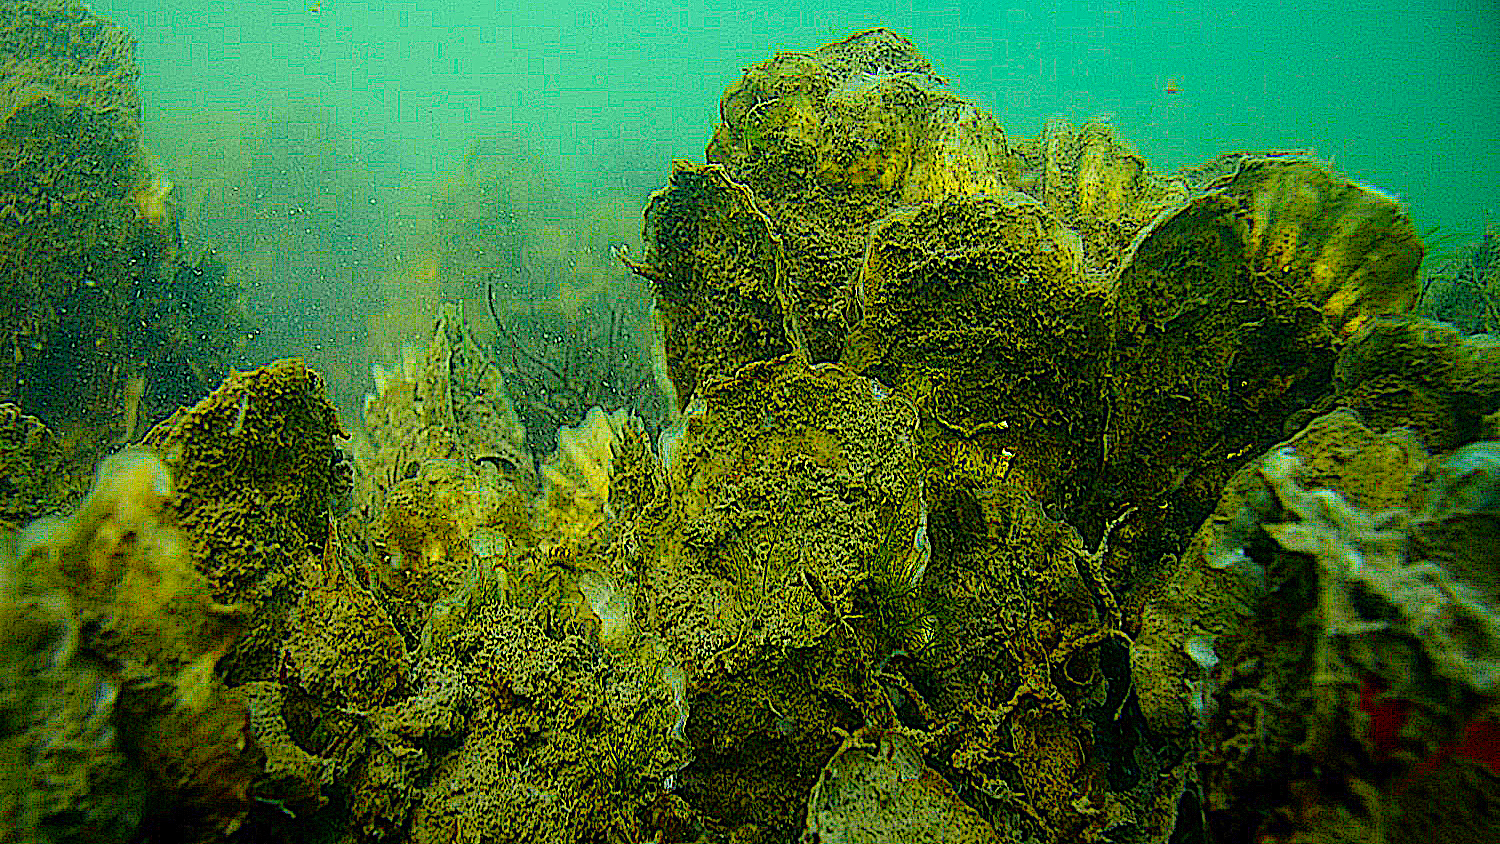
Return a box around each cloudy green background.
[94,0,1500,219]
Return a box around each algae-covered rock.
[242,541,689,844]
[639,29,1423,551]
[627,27,1440,844]
[0,0,144,434]
[406,602,690,844]
[1,448,256,844]
[216,312,538,832]
[842,190,1105,507]
[0,402,67,530]
[144,358,350,683]
[191,309,696,844]
[803,730,1001,844]
[630,29,1015,404]
[613,353,926,840]
[1,16,1483,844]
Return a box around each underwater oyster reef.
[2,11,1498,844]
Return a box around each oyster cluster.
[2,20,1497,844]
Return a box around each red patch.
[1357,677,1411,758]
[1357,674,1500,782]
[1455,718,1500,771]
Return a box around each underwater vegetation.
[2,9,1499,844]
[1418,224,1500,335]
[486,278,672,472]
[377,134,672,463]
